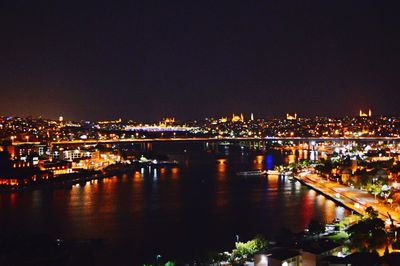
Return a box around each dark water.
[0,143,349,264]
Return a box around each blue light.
[266,154,273,170]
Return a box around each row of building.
[0,142,121,186]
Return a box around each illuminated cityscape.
[1,112,400,265]
[0,110,399,182]
[2,1,400,265]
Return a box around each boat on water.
[236,170,267,176]
[266,170,281,175]
[132,156,179,167]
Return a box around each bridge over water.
[48,136,400,146]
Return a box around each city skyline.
[0,108,387,123]
[1,1,399,120]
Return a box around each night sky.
[1,1,399,121]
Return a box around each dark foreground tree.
[347,207,387,252]
[308,219,325,236]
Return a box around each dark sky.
[0,1,399,121]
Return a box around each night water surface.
[0,143,349,264]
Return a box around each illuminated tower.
[250,113,254,121]
[59,116,64,126]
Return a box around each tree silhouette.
[365,206,379,219]
[308,219,325,236]
[0,149,12,172]
[347,207,387,252]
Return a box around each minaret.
[240,113,244,122]
[59,115,64,126]
[368,109,372,117]
[250,113,254,121]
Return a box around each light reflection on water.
[0,147,350,264]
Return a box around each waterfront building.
[39,160,72,175]
[5,144,46,160]
[58,148,94,161]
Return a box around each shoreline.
[0,163,177,192]
[292,172,398,223]
[0,167,136,192]
[292,175,362,216]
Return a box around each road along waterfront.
[294,170,400,224]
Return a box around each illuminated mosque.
[359,109,372,117]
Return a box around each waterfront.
[0,143,350,264]
[295,171,400,223]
